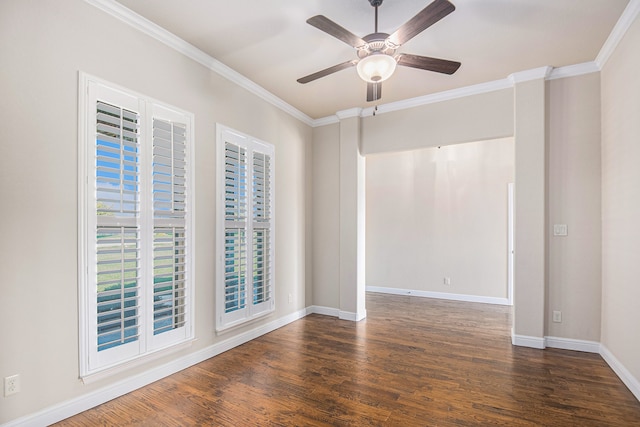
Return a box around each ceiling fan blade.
[307,15,366,48]
[297,60,358,84]
[367,82,382,102]
[397,53,461,75]
[387,0,455,46]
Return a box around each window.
[216,125,274,331]
[79,74,194,378]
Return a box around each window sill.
[80,338,196,384]
[215,308,275,335]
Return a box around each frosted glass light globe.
[356,53,397,83]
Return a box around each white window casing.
[216,125,275,331]
[78,73,195,380]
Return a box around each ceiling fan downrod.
[369,0,383,32]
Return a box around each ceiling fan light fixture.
[356,53,397,83]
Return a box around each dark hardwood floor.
[56,293,640,426]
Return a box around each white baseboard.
[367,286,510,306]
[339,309,367,322]
[306,305,340,317]
[338,310,356,321]
[512,334,546,349]
[2,308,309,427]
[512,335,601,353]
[600,345,640,402]
[307,306,366,322]
[545,336,601,353]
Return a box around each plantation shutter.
[95,101,141,353]
[82,75,195,378]
[223,142,248,315]
[217,126,274,330]
[251,151,272,307]
[152,118,188,339]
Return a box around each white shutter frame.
[78,73,195,380]
[216,125,275,331]
[84,80,146,373]
[147,103,194,350]
[249,143,274,317]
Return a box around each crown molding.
[508,66,553,84]
[84,0,314,127]
[596,0,640,69]
[311,59,605,126]
[335,108,363,120]
[547,62,600,80]
[363,78,513,118]
[315,58,608,123]
[312,115,340,127]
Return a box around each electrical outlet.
[288,293,293,304]
[444,277,451,285]
[553,224,568,236]
[553,311,562,323]
[4,374,20,397]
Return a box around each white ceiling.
[115,0,629,119]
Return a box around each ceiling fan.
[297,0,461,102]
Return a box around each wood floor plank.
[54,293,640,426]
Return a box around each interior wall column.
[337,108,367,321]
[511,67,550,348]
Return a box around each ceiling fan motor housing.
[357,33,396,58]
[368,0,384,6]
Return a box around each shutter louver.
[224,143,248,313]
[252,152,271,223]
[153,227,186,333]
[96,227,140,351]
[224,229,246,313]
[252,229,270,304]
[96,101,139,217]
[252,151,271,305]
[95,101,140,351]
[224,143,247,222]
[152,119,188,335]
[153,120,186,219]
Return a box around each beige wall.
[513,77,547,342]
[601,13,640,383]
[338,116,367,319]
[311,124,341,309]
[361,89,514,155]
[546,73,602,341]
[305,124,315,308]
[312,89,516,313]
[366,139,514,299]
[0,0,311,423]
